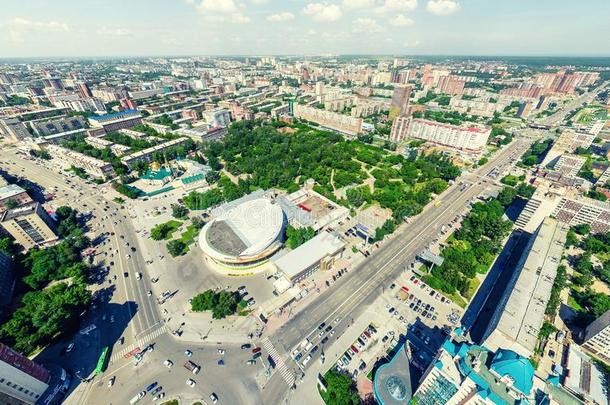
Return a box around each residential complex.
[483,218,567,358]
[581,309,610,365]
[293,104,363,136]
[406,118,491,152]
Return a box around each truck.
[183,360,201,375]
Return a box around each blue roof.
[91,109,138,121]
[490,349,535,395]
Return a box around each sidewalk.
[167,310,261,345]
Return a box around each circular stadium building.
[198,197,285,269]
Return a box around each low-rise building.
[45,144,115,179]
[0,203,58,251]
[120,137,190,168]
[553,153,587,178]
[88,109,142,133]
[273,230,344,284]
[0,184,33,213]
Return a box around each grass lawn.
[151,220,182,240]
[567,295,584,312]
[180,224,200,245]
[463,277,480,301]
[161,401,179,405]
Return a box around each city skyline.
[1,0,610,58]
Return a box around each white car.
[217,348,225,355]
[209,393,219,403]
[164,360,173,368]
[185,350,192,357]
[186,379,196,387]
[107,377,115,387]
[302,355,312,367]
[153,393,165,401]
[136,272,142,280]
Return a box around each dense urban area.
[1,11,610,405]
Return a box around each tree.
[572,224,591,236]
[171,204,189,220]
[205,170,220,184]
[319,370,360,405]
[285,225,316,249]
[497,186,518,207]
[190,289,240,319]
[0,237,15,256]
[167,240,187,257]
[4,199,18,210]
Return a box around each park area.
[574,107,608,125]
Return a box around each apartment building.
[581,310,610,365]
[120,137,190,168]
[88,109,143,133]
[0,203,58,251]
[407,118,491,152]
[293,104,363,136]
[45,144,115,179]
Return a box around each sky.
[0,0,609,58]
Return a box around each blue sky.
[0,0,609,57]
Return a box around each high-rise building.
[0,203,58,251]
[76,82,93,98]
[436,75,465,96]
[0,251,15,307]
[482,217,567,358]
[390,116,410,143]
[581,309,610,365]
[0,343,50,404]
[388,85,412,120]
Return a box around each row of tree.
[190,290,244,319]
[0,206,92,355]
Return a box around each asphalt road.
[261,136,534,403]
[538,82,608,127]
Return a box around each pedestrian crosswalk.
[110,325,167,363]
[261,337,295,388]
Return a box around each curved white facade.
[199,198,285,267]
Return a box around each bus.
[95,346,110,374]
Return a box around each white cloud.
[230,13,251,23]
[197,0,238,13]
[376,0,417,13]
[426,0,460,15]
[342,0,376,9]
[302,3,342,22]
[96,27,131,36]
[204,15,226,23]
[12,17,69,32]
[267,12,295,22]
[250,0,269,4]
[352,17,383,33]
[389,14,414,27]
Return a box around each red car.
[252,347,261,354]
[351,345,359,354]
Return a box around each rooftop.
[273,230,344,279]
[0,184,27,201]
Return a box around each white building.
[482,217,568,358]
[582,309,610,365]
[273,231,345,284]
[0,343,50,404]
[202,108,231,128]
[407,118,491,152]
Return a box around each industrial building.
[273,230,345,284]
[0,343,50,405]
[0,203,58,251]
[482,217,567,358]
[199,193,285,268]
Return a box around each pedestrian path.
[110,325,167,363]
[261,337,295,388]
